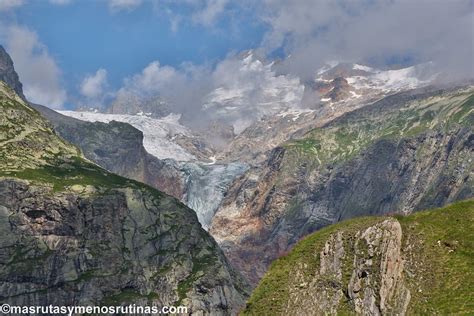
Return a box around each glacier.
[58,111,196,161]
[180,161,248,230]
[58,110,248,230]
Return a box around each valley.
[1,37,473,315]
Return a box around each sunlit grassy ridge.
[0,82,81,171]
[243,199,474,315]
[0,82,135,192]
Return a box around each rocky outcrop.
[314,76,353,102]
[0,45,25,101]
[347,220,410,315]
[0,82,249,314]
[286,232,346,315]
[210,87,474,286]
[0,179,248,314]
[281,219,410,315]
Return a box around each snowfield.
[317,62,436,94]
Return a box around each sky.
[0,0,473,110]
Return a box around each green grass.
[396,200,474,314]
[0,157,133,192]
[243,199,474,315]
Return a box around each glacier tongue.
[180,161,248,230]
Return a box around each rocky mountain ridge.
[0,81,249,314]
[209,86,474,285]
[2,42,472,309]
[30,103,186,200]
[34,106,249,230]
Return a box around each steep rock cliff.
[0,45,25,101]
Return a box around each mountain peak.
[313,62,436,105]
[0,45,26,101]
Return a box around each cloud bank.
[258,0,474,80]
[80,68,109,107]
[111,52,305,132]
[1,0,472,117]
[109,0,474,129]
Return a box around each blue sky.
[1,0,266,107]
[0,0,472,109]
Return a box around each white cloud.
[108,0,142,12]
[49,0,73,5]
[192,0,229,26]
[157,0,231,28]
[1,25,67,108]
[0,0,23,11]
[114,52,304,133]
[121,61,186,96]
[80,68,108,99]
[0,0,71,10]
[203,52,304,132]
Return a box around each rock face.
[0,45,25,101]
[0,82,249,314]
[347,220,410,315]
[314,76,353,102]
[0,180,248,314]
[243,200,474,315]
[108,93,171,118]
[210,86,474,286]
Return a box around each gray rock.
[0,45,25,101]
[210,86,474,286]
[0,81,250,315]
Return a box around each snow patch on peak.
[277,108,315,121]
[353,64,374,72]
[347,64,433,92]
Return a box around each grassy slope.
[243,199,474,315]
